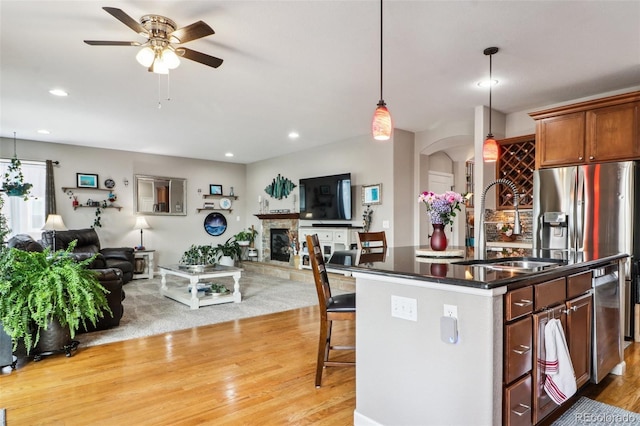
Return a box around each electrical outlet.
[391,295,417,321]
[382,220,390,229]
[443,304,458,319]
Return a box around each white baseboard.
[354,410,383,426]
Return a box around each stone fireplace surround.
[255,214,299,264]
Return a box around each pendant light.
[482,47,499,162]
[372,0,392,141]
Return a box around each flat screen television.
[299,173,352,221]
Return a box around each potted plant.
[234,228,258,247]
[179,244,219,271]
[215,237,242,267]
[0,242,111,355]
[2,157,32,200]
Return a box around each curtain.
[45,160,56,215]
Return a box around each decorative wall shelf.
[62,187,112,193]
[202,194,238,200]
[196,208,233,213]
[73,205,122,211]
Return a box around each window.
[1,160,46,239]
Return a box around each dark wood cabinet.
[566,293,593,388]
[505,271,594,425]
[531,91,640,168]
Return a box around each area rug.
[552,397,639,425]
[78,271,323,347]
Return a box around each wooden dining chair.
[356,231,388,250]
[306,234,356,387]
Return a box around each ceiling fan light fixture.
[162,49,180,69]
[136,46,155,67]
[372,101,392,141]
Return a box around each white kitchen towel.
[543,318,577,404]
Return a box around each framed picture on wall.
[77,173,99,188]
[209,184,223,195]
[362,183,382,205]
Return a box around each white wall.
[0,137,246,265]
[246,132,398,249]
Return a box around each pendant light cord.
[488,52,492,135]
[379,0,384,102]
[13,132,17,158]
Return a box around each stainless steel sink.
[452,257,565,273]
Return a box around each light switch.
[382,220,390,229]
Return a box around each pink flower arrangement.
[418,191,464,226]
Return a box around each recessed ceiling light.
[49,89,68,97]
[225,152,234,157]
[477,79,498,88]
[37,129,51,134]
[288,132,299,139]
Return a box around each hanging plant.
[3,157,32,200]
[2,133,32,200]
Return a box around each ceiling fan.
[84,7,223,74]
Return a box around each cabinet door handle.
[589,156,595,160]
[512,344,531,355]
[513,299,533,307]
[578,156,584,161]
[565,302,590,314]
[512,403,531,417]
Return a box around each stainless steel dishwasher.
[592,262,623,383]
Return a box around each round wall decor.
[204,212,227,236]
[219,198,232,209]
[104,178,116,189]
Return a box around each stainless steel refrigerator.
[533,161,639,344]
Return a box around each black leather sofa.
[7,234,125,332]
[41,228,135,283]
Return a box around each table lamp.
[42,214,68,252]
[134,216,150,250]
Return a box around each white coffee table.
[159,264,242,310]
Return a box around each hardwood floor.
[0,307,637,425]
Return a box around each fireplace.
[270,228,290,262]
[255,213,300,264]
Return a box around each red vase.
[430,224,448,251]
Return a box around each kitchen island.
[327,246,626,426]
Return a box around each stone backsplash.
[483,209,533,243]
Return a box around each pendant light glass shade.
[162,49,181,69]
[372,101,392,140]
[483,134,499,162]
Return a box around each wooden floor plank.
[1,305,637,425]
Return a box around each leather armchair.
[41,228,135,283]
[7,234,126,332]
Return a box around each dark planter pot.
[33,319,79,361]
[0,322,16,369]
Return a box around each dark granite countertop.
[326,246,627,290]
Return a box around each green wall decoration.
[264,174,296,200]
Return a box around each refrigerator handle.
[576,168,585,251]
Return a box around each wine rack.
[496,134,535,209]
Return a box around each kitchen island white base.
[352,272,506,426]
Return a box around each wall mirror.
[134,174,187,216]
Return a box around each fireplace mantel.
[255,213,300,220]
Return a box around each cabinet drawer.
[505,316,533,384]
[567,271,592,298]
[535,278,566,310]
[333,231,347,243]
[504,374,532,426]
[317,231,333,241]
[506,286,534,321]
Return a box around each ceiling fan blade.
[169,21,214,44]
[84,40,142,46]
[103,7,148,36]
[178,48,223,68]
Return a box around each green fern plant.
[0,241,111,353]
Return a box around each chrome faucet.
[478,178,522,259]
